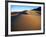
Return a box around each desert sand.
[11,10,41,31]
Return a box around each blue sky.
[11,5,40,12]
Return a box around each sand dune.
[11,10,41,31]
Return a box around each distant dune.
[11,10,40,16]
